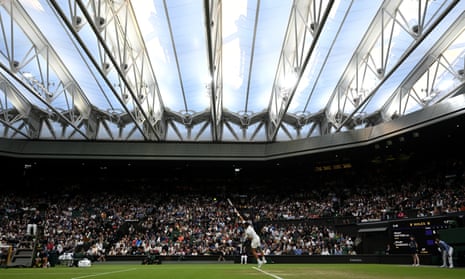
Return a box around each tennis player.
[239,216,266,268]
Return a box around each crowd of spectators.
[0,158,464,266]
[0,190,363,266]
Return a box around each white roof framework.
[1,0,465,160]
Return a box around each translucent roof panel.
[0,0,463,143]
[134,0,210,114]
[223,0,293,114]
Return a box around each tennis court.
[1,263,464,279]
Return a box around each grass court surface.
[1,263,463,279]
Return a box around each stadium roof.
[1,0,465,161]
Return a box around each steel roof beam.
[382,8,465,119]
[323,0,401,132]
[0,79,32,139]
[204,0,223,141]
[266,0,334,142]
[1,0,93,139]
[49,0,150,140]
[72,0,164,140]
[328,0,458,133]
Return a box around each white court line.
[252,266,284,279]
[71,268,137,279]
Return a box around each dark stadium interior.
[2,112,464,193]
[1,103,465,269]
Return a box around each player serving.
[228,199,266,268]
[242,218,267,268]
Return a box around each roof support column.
[204,0,223,141]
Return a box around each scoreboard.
[391,218,449,254]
